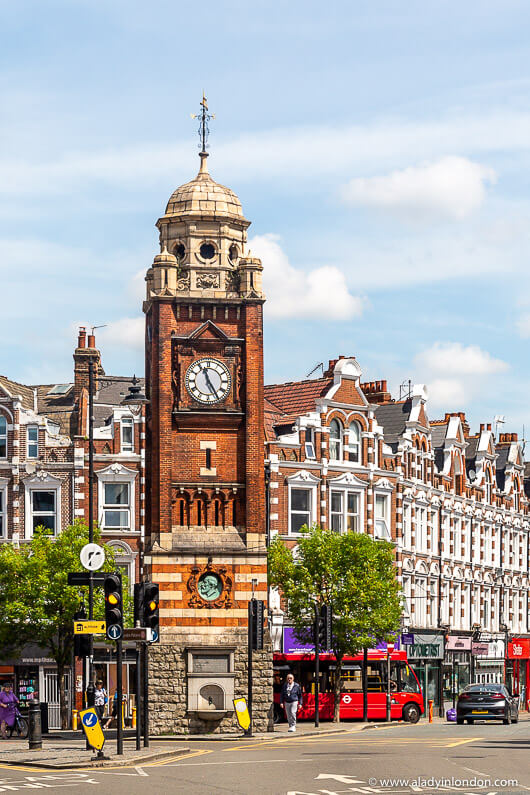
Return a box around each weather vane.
[191,93,215,154]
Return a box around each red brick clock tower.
[143,132,271,732]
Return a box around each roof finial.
[191,93,215,173]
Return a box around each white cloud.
[414,342,508,409]
[250,234,363,321]
[341,156,496,221]
[98,317,144,352]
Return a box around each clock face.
[185,357,231,404]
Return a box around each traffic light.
[250,599,265,650]
[318,604,332,650]
[104,573,123,640]
[73,606,89,658]
[143,582,160,642]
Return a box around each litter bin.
[39,702,49,734]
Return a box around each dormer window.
[27,425,38,459]
[0,416,6,458]
[329,419,343,461]
[304,428,316,460]
[121,417,134,453]
[348,422,361,463]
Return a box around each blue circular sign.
[107,624,123,640]
[83,711,98,727]
[150,629,159,644]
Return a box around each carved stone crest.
[196,272,219,289]
[177,272,191,291]
[187,563,233,609]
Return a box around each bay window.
[103,483,131,531]
[330,490,360,533]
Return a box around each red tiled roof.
[264,398,286,442]
[264,377,333,417]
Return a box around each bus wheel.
[402,703,420,724]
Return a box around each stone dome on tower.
[164,153,245,221]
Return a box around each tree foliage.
[268,525,403,721]
[0,521,133,727]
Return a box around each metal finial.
[190,93,215,154]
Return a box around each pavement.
[0,720,529,794]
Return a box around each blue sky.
[2,0,530,436]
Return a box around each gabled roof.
[430,423,447,450]
[264,377,333,417]
[374,400,411,443]
[0,375,35,411]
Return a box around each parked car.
[456,683,519,725]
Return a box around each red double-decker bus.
[273,648,424,723]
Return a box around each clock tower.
[143,106,271,733]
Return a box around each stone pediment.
[327,471,367,488]
[188,320,231,342]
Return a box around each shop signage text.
[446,635,472,652]
[407,633,443,660]
[508,638,530,659]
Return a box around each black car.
[456,683,519,725]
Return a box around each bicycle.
[8,707,28,739]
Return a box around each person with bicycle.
[0,683,19,739]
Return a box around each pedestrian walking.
[280,673,302,732]
[103,690,118,729]
[0,683,19,740]
[94,680,107,722]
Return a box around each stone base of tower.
[148,627,274,735]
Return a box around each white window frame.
[287,471,319,536]
[415,506,427,552]
[0,416,7,459]
[374,492,391,540]
[289,487,313,535]
[347,422,361,463]
[27,425,38,459]
[403,502,412,549]
[453,517,462,560]
[24,474,61,538]
[96,464,137,534]
[415,577,427,626]
[120,417,134,453]
[304,427,316,460]
[0,479,7,537]
[484,468,492,504]
[328,419,343,461]
[102,482,131,531]
[329,488,362,533]
[441,580,450,624]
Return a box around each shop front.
[443,634,472,709]
[470,636,505,686]
[402,632,444,716]
[507,637,530,710]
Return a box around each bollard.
[72,709,78,731]
[28,700,42,750]
[428,699,434,723]
[132,706,136,729]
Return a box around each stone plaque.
[192,654,230,674]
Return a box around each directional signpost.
[74,620,106,635]
[80,543,105,572]
[107,624,123,641]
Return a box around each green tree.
[0,520,133,728]
[268,525,403,722]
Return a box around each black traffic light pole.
[87,360,95,712]
[143,643,149,747]
[135,644,141,751]
[247,600,253,737]
[116,637,123,755]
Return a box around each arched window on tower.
[348,422,361,463]
[484,467,492,504]
[329,419,343,461]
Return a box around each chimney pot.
[78,327,86,348]
[88,333,96,348]
[487,423,492,431]
[480,423,484,432]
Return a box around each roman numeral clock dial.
[185,358,231,404]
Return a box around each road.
[0,721,529,794]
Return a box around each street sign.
[74,620,106,635]
[233,697,250,731]
[122,627,153,642]
[107,624,123,641]
[79,707,105,751]
[68,572,106,586]
[80,543,105,572]
[150,629,159,644]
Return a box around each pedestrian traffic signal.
[104,573,123,639]
[318,603,332,650]
[250,599,265,650]
[73,606,90,658]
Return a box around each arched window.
[0,416,6,458]
[329,419,343,461]
[348,422,361,463]
[513,479,520,513]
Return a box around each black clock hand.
[203,369,219,398]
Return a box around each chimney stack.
[73,327,104,404]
